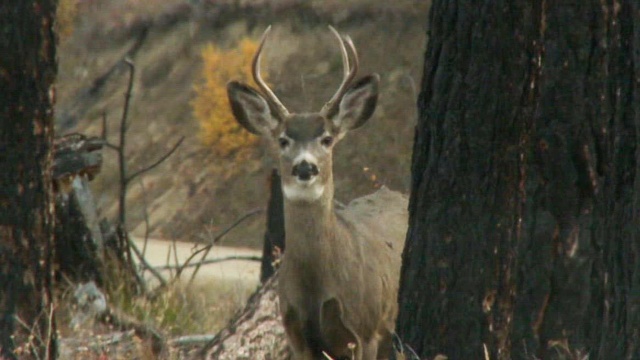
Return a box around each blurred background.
[55,0,429,249]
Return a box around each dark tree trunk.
[0,1,58,359]
[396,1,639,359]
[53,134,106,285]
[54,178,105,285]
[260,169,286,283]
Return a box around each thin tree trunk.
[261,169,285,283]
[397,1,639,359]
[0,1,58,359]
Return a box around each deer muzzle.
[292,160,319,181]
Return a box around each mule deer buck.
[227,26,408,360]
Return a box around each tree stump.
[53,133,106,284]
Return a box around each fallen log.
[201,273,289,360]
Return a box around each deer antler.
[252,25,290,119]
[321,26,360,118]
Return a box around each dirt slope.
[56,0,428,248]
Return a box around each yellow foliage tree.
[193,38,268,157]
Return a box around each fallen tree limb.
[169,334,216,346]
[201,273,288,359]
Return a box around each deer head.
[227,26,379,203]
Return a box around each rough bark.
[52,134,104,182]
[202,274,288,360]
[397,1,639,359]
[0,1,58,359]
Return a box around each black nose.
[292,160,319,181]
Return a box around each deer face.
[227,26,379,202]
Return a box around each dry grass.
[56,261,255,359]
[104,280,252,336]
[57,272,253,337]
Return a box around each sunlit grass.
[101,264,254,336]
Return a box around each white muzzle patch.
[293,150,318,166]
[283,180,325,202]
[284,149,324,201]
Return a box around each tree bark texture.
[203,274,289,360]
[397,1,639,359]
[0,1,58,359]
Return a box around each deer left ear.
[332,74,379,132]
[227,81,280,135]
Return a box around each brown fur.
[279,187,407,359]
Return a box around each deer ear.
[332,74,379,132]
[227,81,280,135]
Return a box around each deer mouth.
[283,178,325,202]
[295,176,317,186]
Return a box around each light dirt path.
[131,237,262,288]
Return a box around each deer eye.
[278,137,290,149]
[320,136,334,147]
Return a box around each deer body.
[227,26,407,359]
[280,187,406,359]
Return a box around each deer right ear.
[332,74,379,133]
[227,81,280,135]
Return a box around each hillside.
[56,0,428,248]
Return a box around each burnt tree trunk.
[54,176,105,285]
[397,1,639,360]
[53,134,106,285]
[0,1,58,359]
[260,169,285,283]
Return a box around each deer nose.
[292,160,319,181]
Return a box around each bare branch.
[154,255,261,271]
[122,58,135,133]
[97,305,165,355]
[104,142,120,151]
[179,208,263,284]
[126,136,185,183]
[171,238,180,277]
[45,304,54,358]
[165,242,172,278]
[169,334,216,346]
[125,231,168,288]
[117,59,136,226]
[135,177,151,260]
[101,111,108,140]
[117,225,147,293]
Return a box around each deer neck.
[282,180,340,261]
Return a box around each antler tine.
[328,25,350,78]
[321,26,359,117]
[252,25,290,118]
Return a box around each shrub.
[192,38,269,157]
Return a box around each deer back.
[333,186,408,335]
